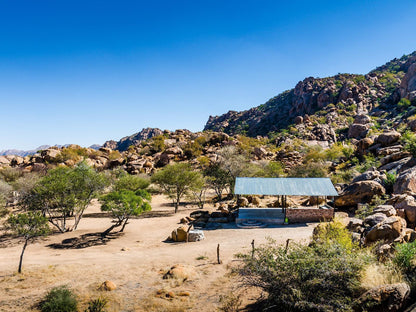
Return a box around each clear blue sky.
[1,0,415,150]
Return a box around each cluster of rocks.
[347,205,413,251]
[0,130,278,174]
[335,128,416,208]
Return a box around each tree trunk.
[101,222,121,237]
[119,217,129,232]
[18,239,28,273]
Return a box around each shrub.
[0,167,23,183]
[85,297,108,312]
[218,292,242,312]
[56,147,89,163]
[398,98,411,110]
[383,172,397,194]
[393,240,416,275]
[311,219,357,252]
[150,135,165,153]
[238,236,366,311]
[40,286,78,312]
[288,162,328,178]
[356,154,380,173]
[108,150,122,161]
[402,131,416,157]
[330,169,355,184]
[0,179,13,206]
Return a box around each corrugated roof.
[234,177,338,196]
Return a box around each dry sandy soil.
[0,195,316,312]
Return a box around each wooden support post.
[285,239,291,254]
[251,239,255,258]
[217,244,222,264]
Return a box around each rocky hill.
[204,51,416,139]
[103,127,164,151]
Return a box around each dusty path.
[0,195,316,311]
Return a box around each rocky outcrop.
[103,127,164,151]
[399,55,416,101]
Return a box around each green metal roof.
[234,177,338,196]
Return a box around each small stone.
[99,280,117,291]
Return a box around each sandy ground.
[0,195,316,311]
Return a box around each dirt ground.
[0,195,316,312]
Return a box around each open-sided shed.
[234,177,338,226]
[234,177,338,196]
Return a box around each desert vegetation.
[1,50,416,311]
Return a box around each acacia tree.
[23,163,108,232]
[203,163,233,201]
[151,163,202,213]
[7,211,50,273]
[114,174,150,192]
[100,189,151,236]
[189,174,207,209]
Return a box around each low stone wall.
[286,207,334,223]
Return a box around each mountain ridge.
[204,51,416,138]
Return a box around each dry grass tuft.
[137,296,193,312]
[360,263,404,290]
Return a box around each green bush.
[393,241,416,275]
[402,131,416,157]
[398,98,411,110]
[238,235,366,311]
[383,172,397,194]
[150,135,165,153]
[288,162,328,178]
[85,297,107,312]
[40,286,78,312]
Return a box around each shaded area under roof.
[234,177,338,196]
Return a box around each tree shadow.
[134,210,175,219]
[47,231,123,249]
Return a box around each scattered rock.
[163,264,192,281]
[373,205,397,217]
[188,230,205,242]
[348,123,369,139]
[99,280,117,291]
[171,226,188,242]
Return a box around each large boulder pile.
[347,205,411,247]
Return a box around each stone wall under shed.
[286,207,334,223]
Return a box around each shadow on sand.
[47,231,123,249]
